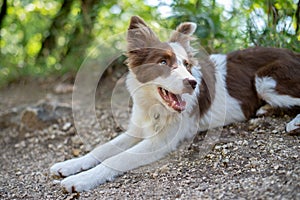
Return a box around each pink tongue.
[168,93,186,109]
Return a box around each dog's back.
[225,47,300,119]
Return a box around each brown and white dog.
[51,16,300,192]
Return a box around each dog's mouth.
[158,87,186,112]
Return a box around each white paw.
[286,114,300,133]
[256,104,273,117]
[61,172,97,193]
[50,154,99,177]
[61,164,119,193]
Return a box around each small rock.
[21,108,48,130]
[159,164,170,173]
[215,145,222,150]
[152,172,159,178]
[198,183,209,191]
[62,122,72,131]
[53,83,74,94]
[242,140,249,146]
[272,130,278,134]
[52,180,61,185]
[65,193,80,200]
[72,149,81,157]
[15,171,22,176]
[14,141,26,148]
[249,118,261,126]
[71,135,83,145]
[222,149,229,155]
[18,101,72,130]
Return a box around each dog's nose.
[184,78,197,90]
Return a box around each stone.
[1,100,72,131]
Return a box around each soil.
[0,78,299,200]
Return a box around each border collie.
[51,16,300,192]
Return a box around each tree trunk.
[0,0,7,28]
[36,0,73,60]
[296,0,300,33]
[0,0,7,52]
[60,0,102,70]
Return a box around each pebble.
[14,141,26,148]
[62,122,72,131]
[71,135,83,145]
[72,149,81,156]
[15,171,22,176]
[272,130,278,134]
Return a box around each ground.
[0,78,299,200]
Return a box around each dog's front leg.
[50,133,141,177]
[286,114,300,133]
[61,134,179,192]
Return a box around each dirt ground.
[0,78,300,200]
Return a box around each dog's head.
[126,16,198,113]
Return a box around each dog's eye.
[183,60,190,68]
[159,60,167,65]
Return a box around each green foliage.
[166,0,300,53]
[0,0,159,87]
[0,0,63,85]
[162,0,224,53]
[244,0,300,51]
[0,0,299,87]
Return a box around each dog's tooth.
[162,89,167,96]
[164,89,167,95]
[171,101,177,107]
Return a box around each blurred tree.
[0,0,7,39]
[60,0,103,72]
[36,0,73,60]
[0,0,158,86]
[165,0,224,53]
[296,0,300,32]
[36,0,103,73]
[166,0,299,53]
[245,0,299,50]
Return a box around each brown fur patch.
[169,23,196,61]
[127,43,179,82]
[126,16,182,82]
[130,63,171,83]
[226,47,300,119]
[197,58,216,117]
[126,16,161,57]
[255,49,300,98]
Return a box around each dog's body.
[51,16,300,192]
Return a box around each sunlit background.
[0,0,299,87]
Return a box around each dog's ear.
[169,22,197,50]
[174,22,197,36]
[128,16,148,30]
[127,16,160,51]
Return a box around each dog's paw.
[50,154,99,177]
[286,114,300,133]
[256,104,273,117]
[61,164,119,193]
[61,173,96,193]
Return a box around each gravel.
[0,81,299,199]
